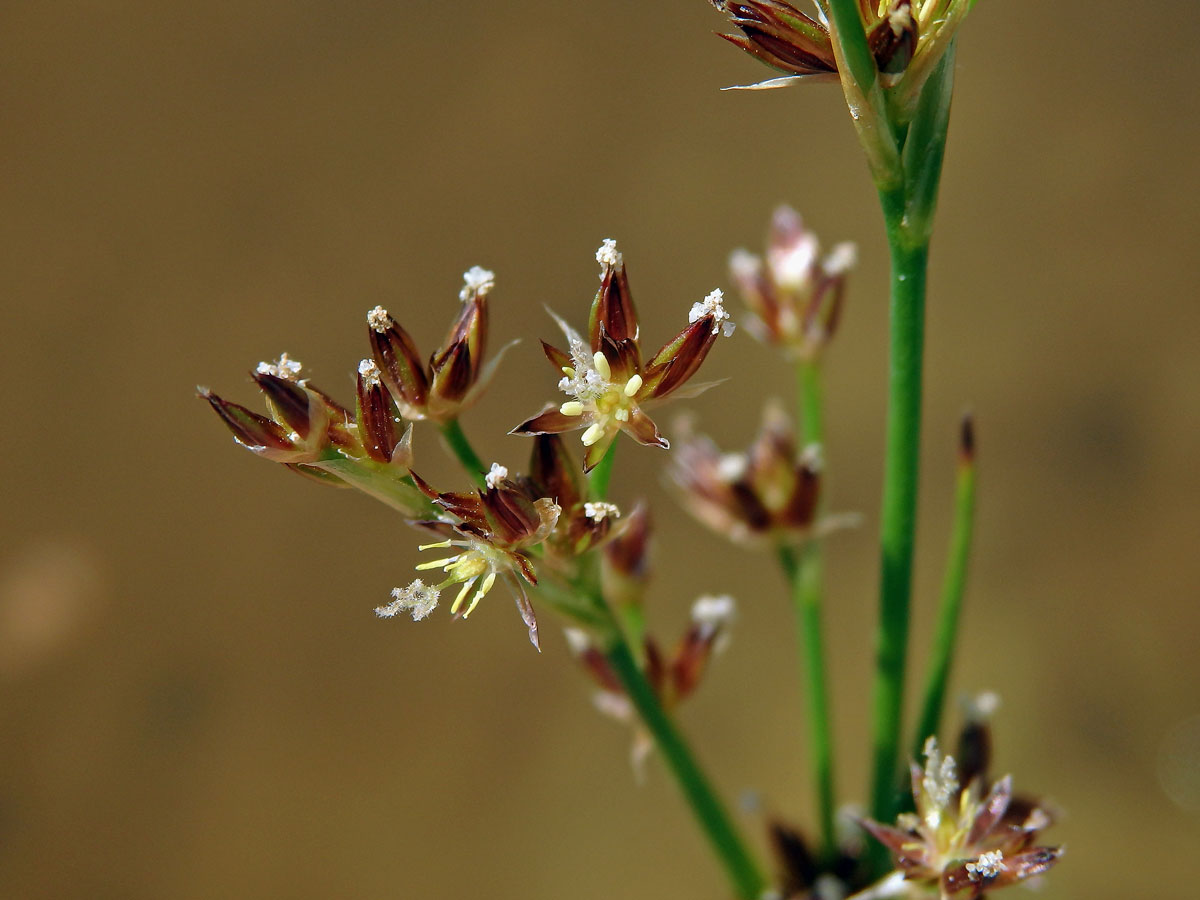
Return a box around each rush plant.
[201,3,1063,898]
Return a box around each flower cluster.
[513,239,734,471]
[859,701,1063,899]
[671,404,830,546]
[203,247,732,648]
[365,265,506,423]
[710,0,969,113]
[728,205,855,362]
[396,470,561,648]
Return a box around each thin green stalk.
[867,229,929,827]
[796,360,824,451]
[587,441,618,501]
[911,415,977,760]
[602,629,767,900]
[784,359,837,861]
[778,543,836,866]
[438,418,487,487]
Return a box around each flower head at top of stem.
[709,0,970,118]
[512,239,733,472]
[670,403,853,547]
[729,205,855,362]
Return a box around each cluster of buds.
[709,0,969,111]
[377,469,561,649]
[366,265,508,423]
[670,404,833,546]
[858,698,1063,899]
[513,239,734,471]
[566,594,738,773]
[728,206,855,362]
[199,352,417,494]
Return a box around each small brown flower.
[366,265,510,423]
[728,206,855,361]
[383,471,561,649]
[512,240,734,472]
[710,0,966,113]
[710,0,917,86]
[670,404,828,545]
[860,710,1062,899]
[200,352,413,478]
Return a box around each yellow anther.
[416,556,458,571]
[561,366,575,377]
[450,579,475,615]
[462,572,496,619]
[418,539,453,551]
[560,401,584,417]
[624,374,642,396]
[581,423,605,446]
[592,352,611,381]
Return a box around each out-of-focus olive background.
[2,1,1198,897]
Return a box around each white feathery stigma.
[691,594,737,628]
[358,358,382,388]
[367,305,393,333]
[583,501,620,522]
[459,265,495,302]
[256,353,303,380]
[596,238,623,272]
[484,462,509,489]
[966,850,1005,883]
[376,579,441,621]
[689,289,736,337]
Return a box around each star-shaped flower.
[512,239,734,471]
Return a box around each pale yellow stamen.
[416,556,458,571]
[418,540,453,551]
[593,352,611,381]
[561,366,575,377]
[624,374,642,396]
[462,572,496,618]
[560,401,584,416]
[581,423,605,446]
[450,579,476,615]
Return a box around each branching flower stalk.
[202,4,1065,897]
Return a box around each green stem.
[867,223,929,828]
[438,418,487,488]
[777,544,836,866]
[796,360,824,451]
[602,630,767,900]
[911,416,977,760]
[788,359,837,862]
[588,441,618,502]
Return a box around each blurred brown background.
[2,1,1198,897]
